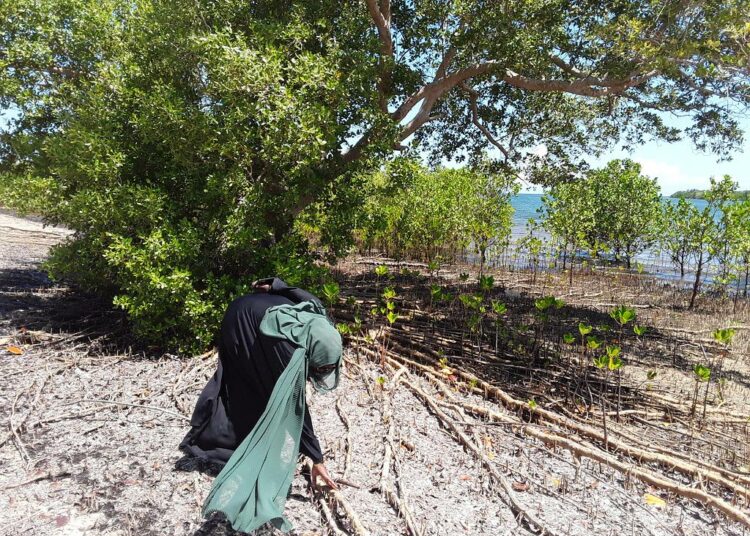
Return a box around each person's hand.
[251,279,272,293]
[310,462,339,490]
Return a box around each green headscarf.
[202,300,342,533]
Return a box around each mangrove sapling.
[691,364,711,421]
[322,281,341,319]
[478,274,494,294]
[427,259,440,281]
[491,301,508,356]
[532,296,564,359]
[609,305,635,419]
[369,286,399,366]
[374,264,388,297]
[578,322,593,368]
[711,328,736,404]
[459,293,485,358]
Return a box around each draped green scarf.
[202,300,342,533]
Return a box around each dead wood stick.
[437,394,750,527]
[8,389,30,465]
[378,366,423,536]
[303,459,348,536]
[335,396,353,480]
[1,470,72,491]
[399,374,561,536]
[28,407,100,428]
[334,478,361,489]
[1,363,69,453]
[304,455,370,536]
[61,399,190,422]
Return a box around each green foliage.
[459,294,484,311]
[693,364,711,382]
[356,162,517,262]
[478,275,494,293]
[633,325,647,337]
[541,159,662,268]
[2,0,749,348]
[491,301,507,316]
[712,328,736,346]
[610,305,636,326]
[595,344,624,370]
[535,296,564,311]
[374,265,390,278]
[586,335,603,350]
[578,323,593,336]
[321,282,340,308]
[562,333,576,344]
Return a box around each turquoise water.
[501,194,714,282]
[509,193,709,237]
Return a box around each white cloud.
[635,158,707,195]
[531,144,548,157]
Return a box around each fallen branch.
[399,372,561,536]
[380,334,750,504]
[1,469,72,491]
[335,396,353,480]
[378,365,423,536]
[61,399,190,422]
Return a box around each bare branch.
[435,47,457,80]
[365,0,395,113]
[364,0,394,57]
[460,82,510,161]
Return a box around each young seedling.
[691,363,711,421]
[321,281,340,316]
[427,259,440,280]
[491,300,508,354]
[711,328,735,403]
[374,264,389,296]
[578,322,592,347]
[459,293,486,357]
[606,345,624,420]
[533,296,564,358]
[478,274,494,294]
[610,305,636,347]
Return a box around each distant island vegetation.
[671,189,750,200]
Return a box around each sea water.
[489,194,719,285]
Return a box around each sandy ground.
[1,211,748,536]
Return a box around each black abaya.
[179,279,325,464]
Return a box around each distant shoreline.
[671,189,750,200]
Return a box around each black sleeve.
[268,277,322,306]
[300,406,324,463]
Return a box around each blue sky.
[524,116,750,195]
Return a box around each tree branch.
[365,0,395,113]
[460,82,510,161]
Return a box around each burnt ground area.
[1,211,749,536]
